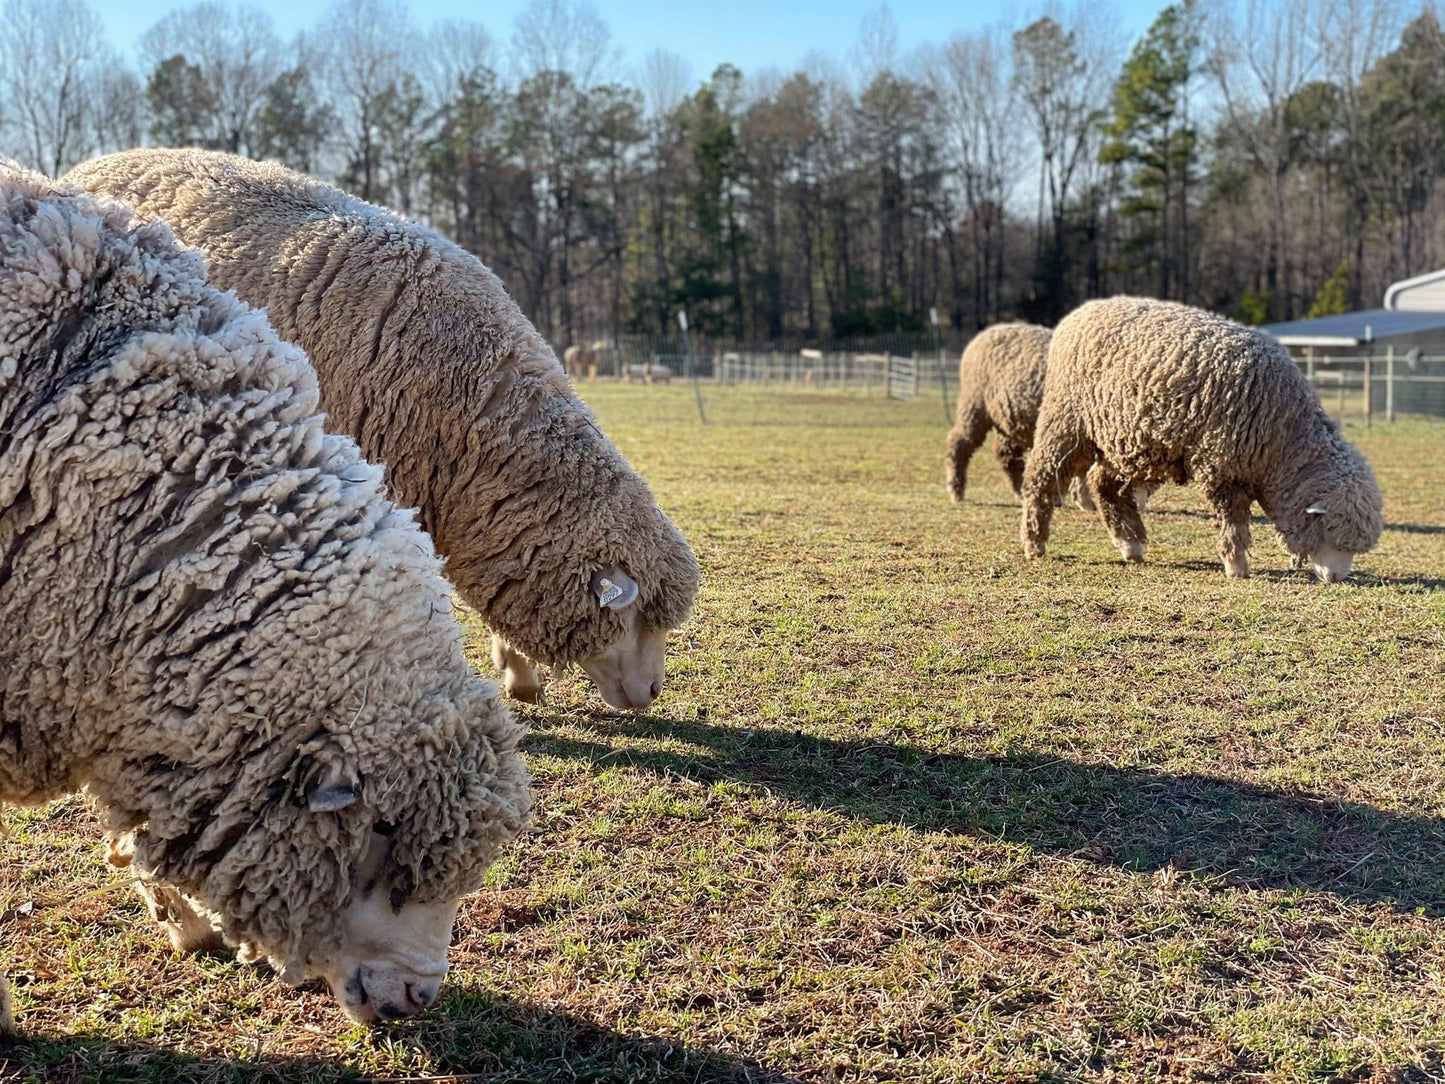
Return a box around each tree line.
[2,0,1441,348]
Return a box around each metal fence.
[574,334,1445,423]
[1297,350,1445,421]
[619,347,954,399]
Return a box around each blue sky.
[93,0,1169,81]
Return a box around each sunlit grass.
[2,385,1443,1082]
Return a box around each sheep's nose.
[649,679,662,701]
[408,981,438,1011]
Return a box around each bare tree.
[315,0,417,201]
[1317,0,1406,304]
[0,0,112,175]
[511,0,617,92]
[1011,4,1119,317]
[510,0,621,341]
[1207,0,1325,317]
[928,27,1022,325]
[90,68,145,154]
[141,2,282,155]
[852,3,901,85]
[423,18,495,104]
[638,48,693,122]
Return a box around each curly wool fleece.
[68,149,700,670]
[1020,296,1383,567]
[945,323,1054,502]
[0,165,530,973]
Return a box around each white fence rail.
[637,347,1445,422]
[655,349,954,399]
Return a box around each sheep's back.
[1048,297,1317,483]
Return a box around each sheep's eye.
[373,820,397,837]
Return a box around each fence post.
[1386,344,1395,423]
[1363,325,1373,428]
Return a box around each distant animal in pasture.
[563,339,610,380]
[1020,297,1383,581]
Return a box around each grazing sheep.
[69,149,700,710]
[1020,296,1383,581]
[562,340,609,381]
[944,323,1147,514]
[0,166,531,1026]
[945,323,1053,504]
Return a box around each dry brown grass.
[2,385,1443,1083]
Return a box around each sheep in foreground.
[68,149,700,710]
[1020,296,1383,581]
[945,323,1148,513]
[0,166,531,1026]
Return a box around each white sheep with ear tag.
[1017,296,1382,582]
[68,147,700,714]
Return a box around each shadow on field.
[1386,521,1445,535]
[1160,557,1445,590]
[537,717,1445,915]
[0,989,795,1084]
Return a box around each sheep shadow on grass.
[1385,521,1445,536]
[534,716,1445,917]
[0,990,797,1084]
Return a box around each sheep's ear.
[590,568,640,610]
[1305,503,1328,516]
[307,763,361,812]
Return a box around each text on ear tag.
[596,578,624,607]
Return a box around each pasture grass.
[2,384,1444,1082]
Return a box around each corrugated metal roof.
[1260,308,1445,346]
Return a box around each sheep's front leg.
[945,402,991,503]
[1206,481,1253,578]
[1088,463,1148,562]
[106,834,225,954]
[1021,408,1095,558]
[491,634,544,702]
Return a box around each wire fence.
[1297,351,1445,422]
[592,341,1445,423]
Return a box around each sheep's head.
[117,676,531,1026]
[299,794,457,1023]
[457,416,700,710]
[1278,442,1384,583]
[576,568,669,710]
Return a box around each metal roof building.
[1261,271,1445,355]
[1259,270,1445,419]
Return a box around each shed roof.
[1259,308,1445,348]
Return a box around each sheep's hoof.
[947,486,963,504]
[504,678,544,703]
[1222,555,1250,579]
[1118,541,1145,563]
[1023,541,1047,559]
